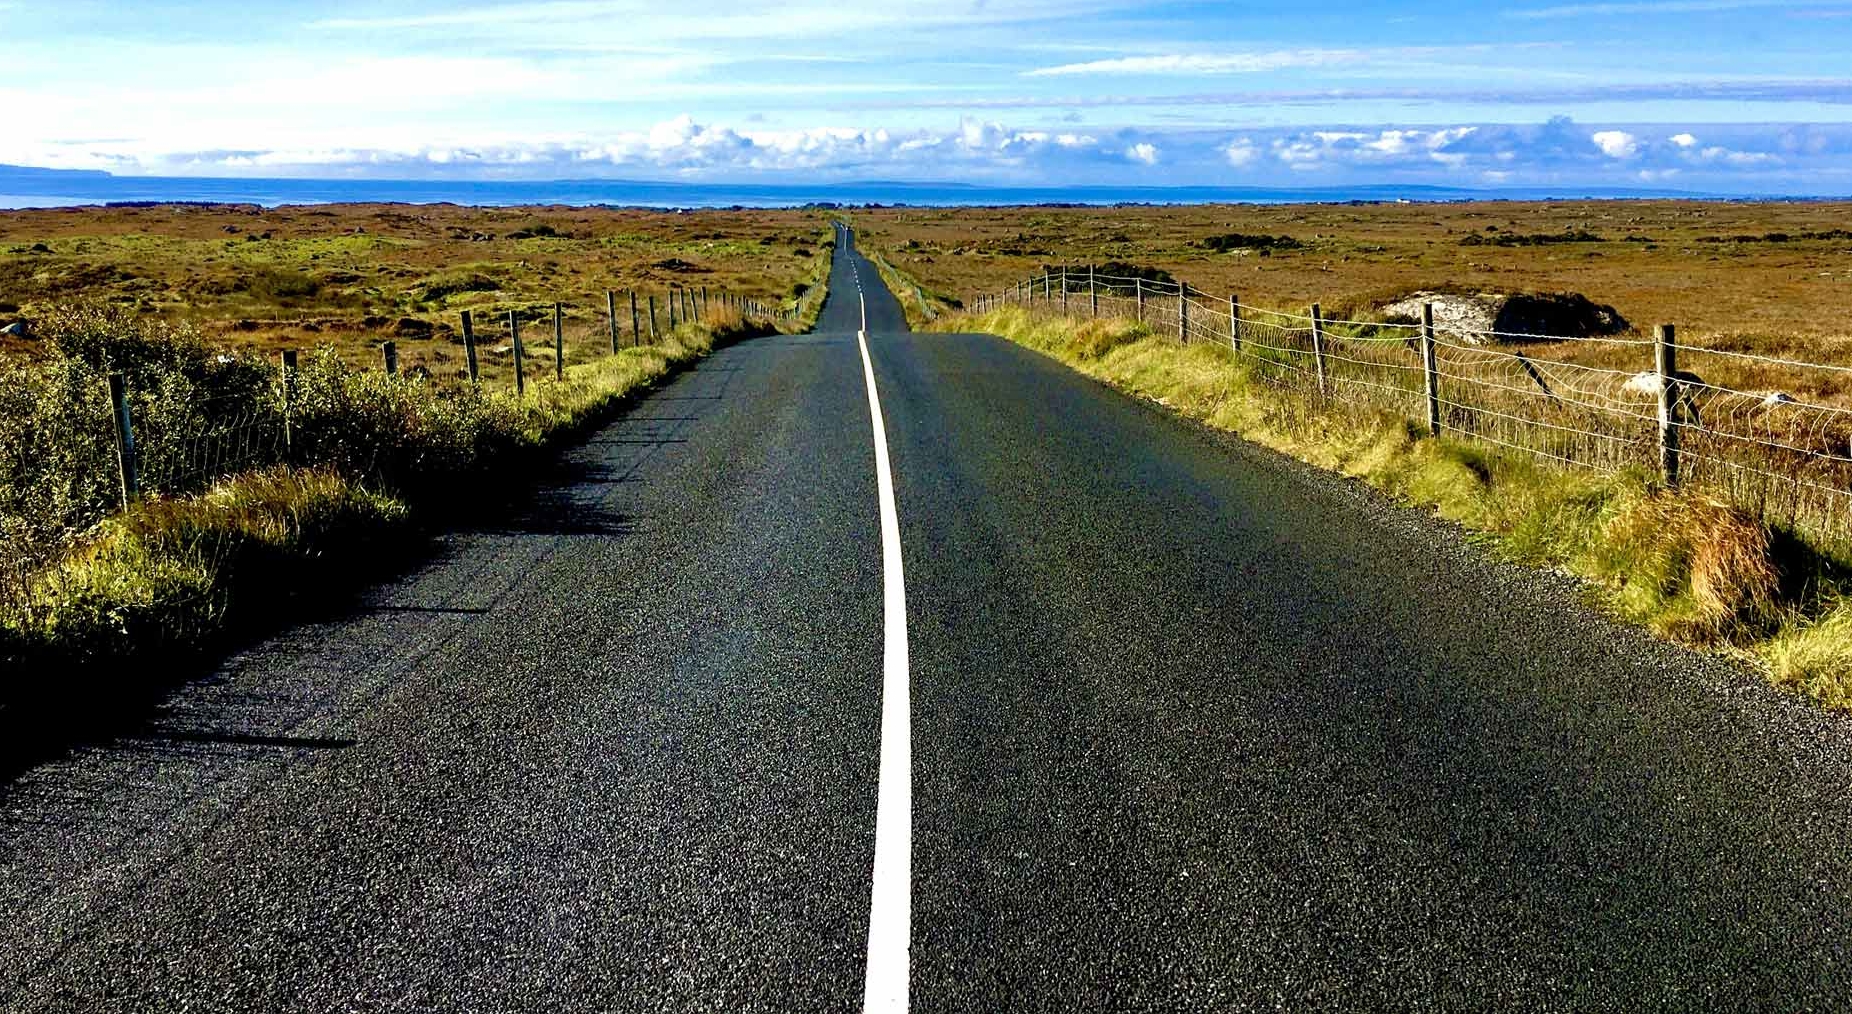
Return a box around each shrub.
[1201,233,1304,253]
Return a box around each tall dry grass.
[937,303,1852,708]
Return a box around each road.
[2,227,1850,1011]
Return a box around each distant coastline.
[0,164,1838,210]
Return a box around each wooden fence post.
[1089,265,1098,317]
[647,295,658,341]
[1178,284,1188,343]
[606,290,620,354]
[1135,278,1144,321]
[701,286,709,321]
[461,310,479,383]
[381,341,397,376]
[1422,303,1440,437]
[279,349,297,455]
[669,289,679,329]
[1061,267,1069,312]
[107,373,137,508]
[278,350,297,451]
[1310,303,1328,397]
[1228,294,1241,353]
[509,310,525,397]
[1657,323,1680,487]
[552,302,564,380]
[630,291,641,347]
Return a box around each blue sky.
[5,0,1852,192]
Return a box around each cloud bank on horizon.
[4,0,1851,193]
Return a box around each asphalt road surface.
[2,228,1850,1012]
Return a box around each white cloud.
[4,112,1833,192]
[1670,132,1698,147]
[1698,145,1780,166]
[309,0,1103,40]
[1027,50,1358,77]
[1222,138,1258,167]
[1022,42,1525,78]
[1591,130,1639,158]
[1511,0,1815,17]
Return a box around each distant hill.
[0,164,112,182]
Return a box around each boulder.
[1621,369,1707,425]
[1620,370,1705,398]
[1382,290,1629,344]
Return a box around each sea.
[0,168,1787,210]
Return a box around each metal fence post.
[381,341,397,376]
[1310,303,1328,397]
[510,310,525,396]
[1422,303,1440,437]
[1657,323,1680,487]
[461,310,479,383]
[107,373,137,509]
[279,349,297,455]
[553,301,564,381]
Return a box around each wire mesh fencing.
[0,284,794,607]
[970,268,1852,545]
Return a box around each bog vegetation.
[0,208,833,716]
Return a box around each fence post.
[1178,284,1188,343]
[1061,267,1069,312]
[553,302,564,380]
[510,310,525,396]
[1136,278,1144,321]
[1656,323,1680,488]
[1228,294,1241,353]
[630,291,641,347]
[1422,303,1440,437]
[668,289,679,329]
[381,340,397,376]
[1310,303,1328,397]
[1089,265,1098,317]
[606,290,619,354]
[461,310,479,383]
[647,295,658,341]
[279,350,297,455]
[701,286,709,321]
[107,373,137,509]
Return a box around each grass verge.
[934,304,1852,710]
[0,306,790,732]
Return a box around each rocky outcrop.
[1382,291,1628,344]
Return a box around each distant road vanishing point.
[1,227,1849,1012]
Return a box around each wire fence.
[970,268,1852,545]
[0,285,795,609]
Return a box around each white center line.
[856,280,911,1014]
